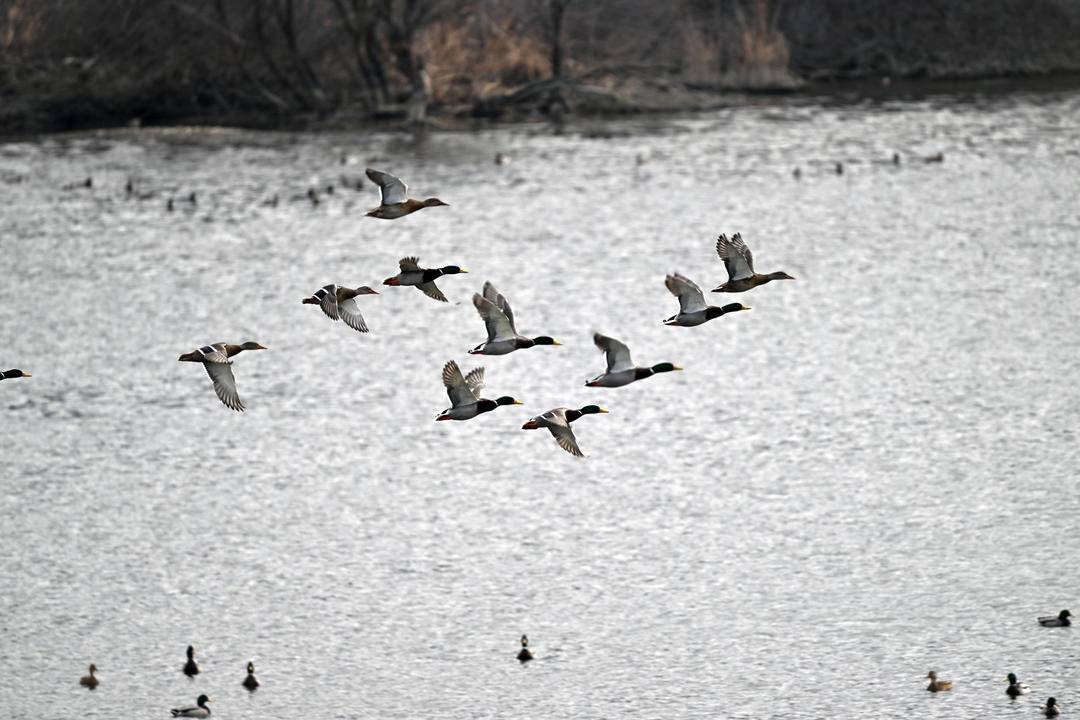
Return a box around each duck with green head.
[436,360,522,421]
[469,282,561,355]
[170,694,210,718]
[663,272,750,326]
[522,405,608,457]
[1,369,31,381]
[383,257,467,303]
[586,334,681,388]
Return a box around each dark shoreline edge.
[4,71,1080,142]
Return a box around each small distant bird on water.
[586,334,682,388]
[183,645,201,677]
[302,284,378,333]
[125,178,134,196]
[79,664,99,689]
[178,343,267,412]
[436,360,522,422]
[1043,697,1060,718]
[835,162,843,175]
[307,188,319,206]
[893,152,901,165]
[924,152,944,163]
[1006,672,1030,698]
[926,670,953,692]
[242,661,260,692]
[364,168,448,219]
[469,281,561,355]
[171,694,211,718]
[663,272,749,327]
[382,257,467,303]
[522,405,608,457]
[167,198,174,212]
[517,634,533,662]
[494,152,509,165]
[1,369,31,381]
[792,167,801,179]
[1038,609,1071,627]
[712,233,794,293]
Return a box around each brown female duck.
[79,664,99,689]
[178,343,267,412]
[712,233,794,293]
[926,670,953,692]
[365,168,448,219]
[302,284,378,333]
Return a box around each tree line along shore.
[2,0,1080,135]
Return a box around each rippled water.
[2,88,1080,719]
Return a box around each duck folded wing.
[205,362,244,411]
[442,361,481,408]
[337,297,369,332]
[418,281,448,302]
[593,334,634,373]
[366,168,408,205]
[665,273,708,313]
[715,233,755,281]
[482,281,516,331]
[473,294,516,342]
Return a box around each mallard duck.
[383,257,467,303]
[663,273,749,326]
[926,671,953,692]
[469,282,561,354]
[1043,697,1060,718]
[182,645,201,677]
[1006,672,1030,698]
[517,634,533,663]
[365,168,448,219]
[436,360,522,421]
[242,661,260,691]
[1039,609,1071,627]
[586,334,681,388]
[1,369,31,380]
[522,405,608,457]
[178,343,267,412]
[79,664,99,690]
[713,233,794,293]
[171,694,211,718]
[302,284,378,333]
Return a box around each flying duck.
[365,168,448,219]
[383,257,467,302]
[302,284,378,333]
[926,671,953,692]
[522,405,608,457]
[1044,697,1060,718]
[469,282,561,354]
[242,661,260,691]
[171,694,211,718]
[436,360,522,421]
[663,273,749,326]
[79,664,99,690]
[1038,609,1071,627]
[1006,672,1030,698]
[1,369,31,380]
[586,334,681,388]
[517,634,533,663]
[713,233,794,293]
[182,645,201,677]
[178,343,267,412]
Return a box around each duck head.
[2,369,32,378]
[1007,672,1018,684]
[89,664,97,674]
[767,271,795,281]
[531,336,561,346]
[247,661,255,674]
[707,303,750,319]
[926,671,937,680]
[496,396,524,407]
[240,342,267,351]
[197,695,210,708]
[187,646,195,659]
[422,197,449,208]
[651,362,682,374]
[439,265,467,275]
[355,286,379,295]
[579,405,609,415]
[520,634,529,647]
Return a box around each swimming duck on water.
[926,671,953,692]
[469,281,561,355]
[663,273,749,327]
[1038,609,1071,627]
[1,369,31,381]
[586,334,681,388]
[713,233,794,293]
[178,342,267,412]
[383,257,467,303]
[1006,672,1030,698]
[182,645,201,677]
[365,168,448,219]
[436,360,522,421]
[517,634,533,663]
[1043,697,1060,718]
[242,661,260,691]
[302,284,379,333]
[522,405,608,457]
[79,664,99,689]
[171,694,211,718]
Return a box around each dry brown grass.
[419,16,550,105]
[681,0,800,89]
[2,1,42,51]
